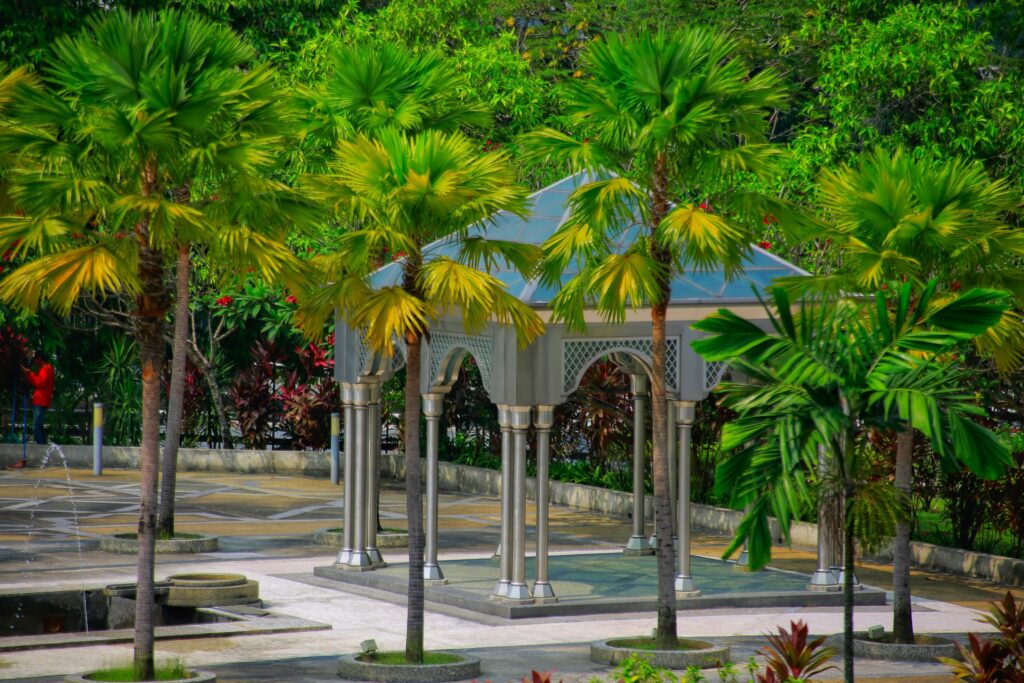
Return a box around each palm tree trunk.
[158,245,190,538]
[843,478,855,683]
[133,206,166,680]
[404,331,425,663]
[649,153,677,648]
[892,428,914,643]
[651,299,677,648]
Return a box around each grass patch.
[85,660,192,681]
[357,651,462,665]
[607,637,713,651]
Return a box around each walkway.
[0,467,1013,681]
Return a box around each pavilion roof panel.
[367,172,806,306]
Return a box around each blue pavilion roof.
[370,172,807,306]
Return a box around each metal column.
[365,382,384,567]
[492,406,512,598]
[423,393,446,583]
[506,407,533,601]
[809,444,840,591]
[625,375,653,555]
[336,385,355,566]
[532,406,557,602]
[345,383,372,569]
[674,401,700,596]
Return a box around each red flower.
[216,295,233,307]
[698,201,713,213]
[71,232,84,240]
[758,241,772,250]
[1,250,11,261]
[950,280,962,291]
[881,284,889,290]
[762,214,778,225]
[285,294,298,305]
[114,232,128,240]
[0,266,4,275]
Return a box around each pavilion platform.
[313,551,886,620]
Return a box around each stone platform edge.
[312,563,886,620]
[6,443,1024,586]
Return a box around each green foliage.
[94,337,142,447]
[793,2,1024,187]
[86,658,189,682]
[694,281,1011,569]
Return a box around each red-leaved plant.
[943,592,1024,681]
[757,620,836,683]
[521,672,560,683]
[230,340,284,449]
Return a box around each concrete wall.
[7,443,1024,586]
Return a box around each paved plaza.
[0,466,1016,681]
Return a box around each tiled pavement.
[0,466,1015,681]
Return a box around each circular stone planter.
[65,671,216,683]
[852,633,961,662]
[165,573,259,607]
[100,533,218,554]
[337,652,480,683]
[591,638,730,669]
[314,527,408,548]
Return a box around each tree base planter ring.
[337,652,480,682]
[314,527,408,548]
[590,637,729,668]
[100,533,218,554]
[65,671,216,683]
[852,633,961,662]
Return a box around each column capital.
[422,393,444,419]
[497,404,512,429]
[674,400,697,425]
[533,405,556,431]
[508,405,532,431]
[629,373,649,396]
[351,383,373,406]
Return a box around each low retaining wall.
[7,443,1024,586]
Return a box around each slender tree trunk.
[404,331,425,663]
[651,300,676,648]
[133,167,166,680]
[892,428,914,643]
[186,346,233,449]
[843,478,855,683]
[157,245,190,538]
[649,153,677,648]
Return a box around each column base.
[504,583,534,603]
[648,535,679,553]
[335,549,352,566]
[624,536,655,555]
[491,544,501,559]
[674,575,701,596]
[424,563,447,584]
[808,569,840,592]
[343,550,374,571]
[837,569,862,589]
[532,581,558,603]
[367,547,385,567]
[491,580,510,599]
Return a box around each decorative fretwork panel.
[704,360,728,391]
[563,337,678,394]
[429,332,494,394]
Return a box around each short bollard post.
[330,412,341,486]
[92,402,104,476]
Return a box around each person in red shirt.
[8,351,55,469]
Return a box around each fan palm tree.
[299,129,543,662]
[693,282,1011,683]
[800,148,1024,643]
[521,27,789,648]
[299,42,490,171]
[0,10,308,679]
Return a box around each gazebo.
[332,172,836,604]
